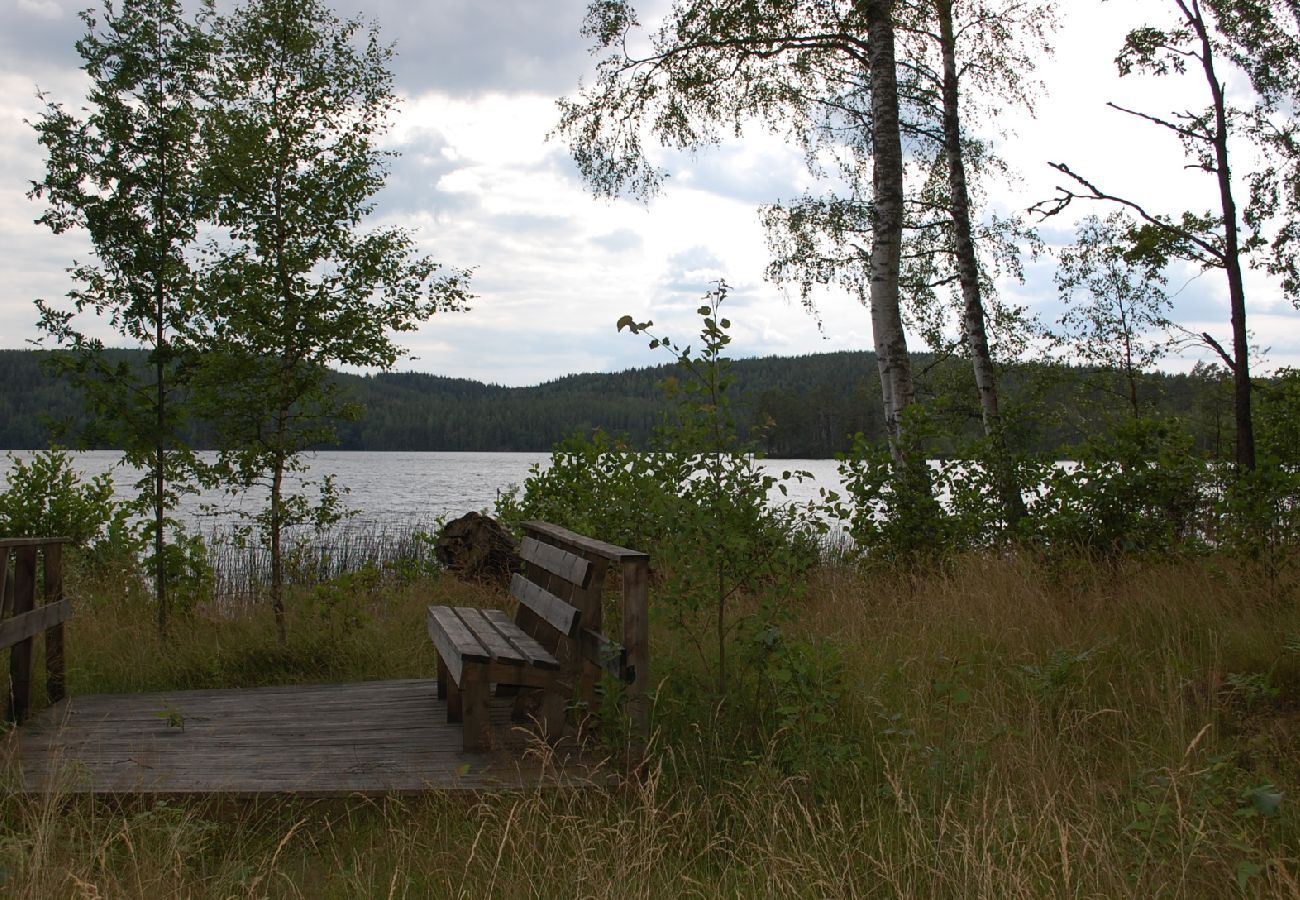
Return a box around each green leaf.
[1236,860,1264,891]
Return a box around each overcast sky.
[2,0,1297,386]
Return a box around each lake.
[0,450,846,533]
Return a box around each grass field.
[2,548,1298,898]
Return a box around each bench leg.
[536,689,567,743]
[445,669,463,724]
[461,665,492,751]
[437,656,450,700]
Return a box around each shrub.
[0,448,140,567]
[501,284,823,698]
[1023,417,1206,557]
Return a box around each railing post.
[622,556,650,759]
[0,551,10,619]
[6,545,37,723]
[43,542,66,704]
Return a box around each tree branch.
[1107,101,1210,143]
[1029,161,1224,264]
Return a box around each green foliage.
[832,429,953,567]
[1223,671,1280,709]
[1024,417,1205,557]
[29,0,218,633]
[185,0,470,642]
[0,449,139,568]
[144,527,212,619]
[1055,212,1174,418]
[744,624,854,773]
[1257,367,1300,465]
[834,415,1221,564]
[504,285,821,698]
[302,563,380,647]
[1018,645,1097,701]
[495,430,675,553]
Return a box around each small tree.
[1055,212,1175,419]
[195,0,470,643]
[618,283,819,698]
[29,0,217,637]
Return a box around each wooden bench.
[2,538,71,724]
[427,521,649,752]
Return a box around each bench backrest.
[516,521,652,756]
[509,536,591,637]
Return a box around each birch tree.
[556,0,923,463]
[558,1,1051,517]
[766,0,1052,519]
[30,0,216,636]
[193,0,470,643]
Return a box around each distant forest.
[0,348,1238,458]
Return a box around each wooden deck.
[10,678,610,796]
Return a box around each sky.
[1,0,1297,386]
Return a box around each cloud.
[590,228,642,254]
[328,0,595,99]
[665,136,808,208]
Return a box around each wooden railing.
[1,538,71,724]
[520,521,650,754]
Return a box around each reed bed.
[1,548,1298,898]
[203,522,442,607]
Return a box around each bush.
[1023,417,1206,557]
[501,284,823,698]
[0,448,140,565]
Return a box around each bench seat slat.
[519,537,592,588]
[483,609,560,671]
[426,606,489,684]
[455,606,527,667]
[509,573,581,637]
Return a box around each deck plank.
[10,679,609,795]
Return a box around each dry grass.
[2,550,1298,898]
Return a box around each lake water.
[0,450,845,533]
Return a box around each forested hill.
[0,348,1236,458]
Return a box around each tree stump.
[434,513,519,584]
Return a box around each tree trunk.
[1187,0,1254,469]
[270,450,287,645]
[936,0,1025,524]
[863,0,918,464]
[154,23,169,639]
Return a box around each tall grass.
[2,548,1298,897]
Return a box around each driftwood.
[433,512,519,584]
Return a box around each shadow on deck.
[11,678,612,796]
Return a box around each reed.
[203,522,442,607]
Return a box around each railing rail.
[1,537,71,723]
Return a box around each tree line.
[0,346,1247,459]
